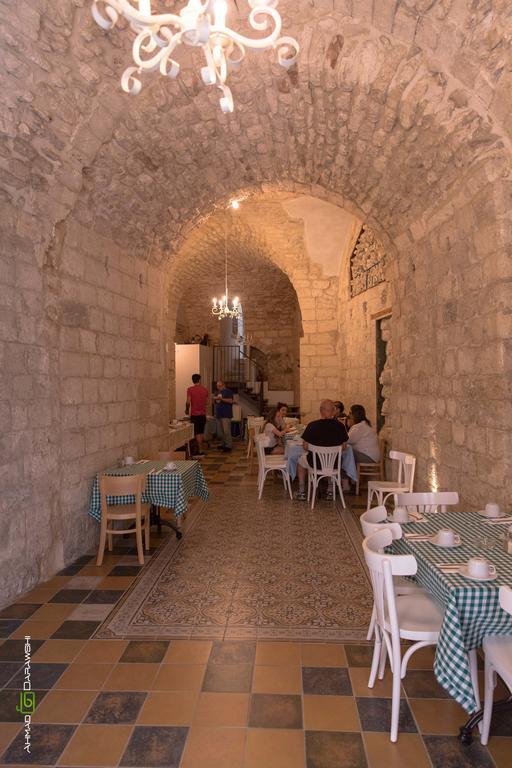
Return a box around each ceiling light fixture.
[91,1,299,113]
[212,202,241,319]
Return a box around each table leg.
[149,505,182,540]
[459,696,512,744]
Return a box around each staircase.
[212,345,267,415]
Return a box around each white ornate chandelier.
[212,201,241,319]
[91,1,299,113]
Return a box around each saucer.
[431,538,461,548]
[478,510,506,519]
[388,514,425,524]
[459,565,497,582]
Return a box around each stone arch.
[166,191,357,419]
[2,1,512,603]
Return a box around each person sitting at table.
[296,399,348,501]
[263,404,289,455]
[347,404,380,464]
[333,400,348,425]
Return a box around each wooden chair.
[356,436,386,496]
[97,473,150,566]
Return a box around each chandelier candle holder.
[91,0,299,113]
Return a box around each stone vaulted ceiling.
[2,1,512,260]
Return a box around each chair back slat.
[396,491,459,514]
[99,473,146,517]
[307,443,343,474]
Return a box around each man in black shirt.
[296,399,348,500]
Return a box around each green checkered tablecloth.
[88,460,209,522]
[391,511,512,713]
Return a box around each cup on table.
[436,528,460,547]
[484,502,501,518]
[392,506,409,523]
[467,556,496,579]
[124,456,134,465]
[165,461,176,470]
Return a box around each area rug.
[95,484,373,641]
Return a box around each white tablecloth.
[169,422,194,451]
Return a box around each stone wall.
[0,212,169,606]
[389,174,512,510]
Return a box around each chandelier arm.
[91,1,298,110]
[209,8,282,50]
[92,0,187,29]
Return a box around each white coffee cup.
[435,528,461,547]
[165,461,176,470]
[484,502,501,518]
[467,556,496,579]
[392,506,409,523]
[124,456,134,465]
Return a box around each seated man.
[296,399,349,501]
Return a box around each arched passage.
[1,1,511,602]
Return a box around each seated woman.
[333,400,348,425]
[263,404,289,455]
[347,404,380,464]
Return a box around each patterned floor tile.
[85,691,147,724]
[302,667,353,696]
[249,693,303,729]
[60,723,133,766]
[49,590,91,604]
[1,723,75,764]
[120,640,170,664]
[305,730,367,768]
[202,663,253,694]
[356,696,417,733]
[423,734,496,768]
[0,663,21,688]
[50,621,100,640]
[0,604,42,621]
[120,725,188,767]
[6,663,67,691]
[0,621,23,638]
[303,695,360,732]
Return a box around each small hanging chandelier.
[212,201,241,319]
[91,1,299,113]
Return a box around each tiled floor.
[0,440,510,766]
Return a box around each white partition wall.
[175,344,213,419]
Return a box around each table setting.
[390,508,512,714]
[88,457,209,525]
